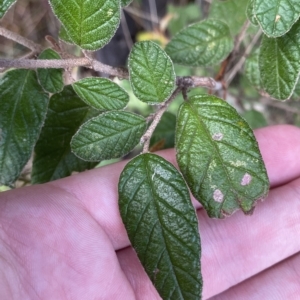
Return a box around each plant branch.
[141,87,182,153]
[0,26,43,53]
[225,28,262,85]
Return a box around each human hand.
[0,125,299,299]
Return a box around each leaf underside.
[31,86,99,184]
[176,95,269,218]
[119,153,202,300]
[0,69,49,185]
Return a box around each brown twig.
[141,87,181,153]
[0,26,43,53]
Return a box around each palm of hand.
[0,125,300,300]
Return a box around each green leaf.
[242,110,268,129]
[165,19,233,67]
[0,69,49,185]
[129,41,175,104]
[121,0,132,7]
[48,0,121,50]
[209,0,249,35]
[259,20,300,100]
[244,50,261,89]
[118,153,202,300]
[0,0,16,18]
[72,77,129,111]
[254,0,300,37]
[150,112,176,150]
[246,0,259,26]
[71,111,147,161]
[176,94,269,218]
[37,48,64,94]
[31,86,99,184]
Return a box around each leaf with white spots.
[254,0,300,37]
[48,0,121,50]
[175,94,269,218]
[118,153,202,299]
[129,41,176,104]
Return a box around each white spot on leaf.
[275,15,281,22]
[241,173,252,186]
[212,133,223,141]
[213,189,224,203]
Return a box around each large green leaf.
[71,111,147,161]
[209,0,249,35]
[254,0,300,37]
[165,20,233,67]
[129,41,175,104]
[37,48,64,94]
[72,77,129,111]
[31,86,99,184]
[259,20,300,100]
[48,0,121,50]
[119,153,202,300]
[0,0,16,18]
[0,69,49,185]
[176,94,269,218]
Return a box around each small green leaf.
[71,111,147,161]
[0,69,49,185]
[119,153,202,300]
[176,94,269,218]
[150,112,176,150]
[0,0,16,18]
[49,0,121,50]
[72,77,129,111]
[254,0,300,37]
[209,0,249,34]
[37,48,64,94]
[244,50,261,89]
[31,86,99,184]
[259,20,300,100]
[129,41,175,104]
[165,19,233,67]
[246,0,259,26]
[121,0,132,7]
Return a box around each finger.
[254,125,300,187]
[209,252,300,300]
[200,177,300,299]
[50,125,300,251]
[117,247,162,300]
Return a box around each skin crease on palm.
[0,125,299,300]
